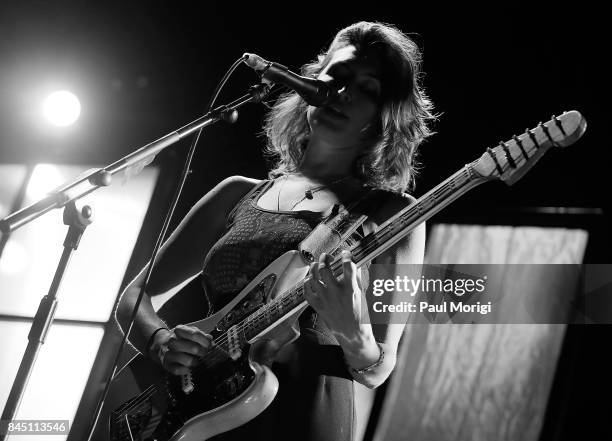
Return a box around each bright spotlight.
[42,90,81,127]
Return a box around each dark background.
[1,1,610,439]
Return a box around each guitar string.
[186,131,544,369]
[114,384,156,411]
[112,386,158,424]
[113,389,156,422]
[112,385,159,424]
[113,394,156,425]
[113,399,157,428]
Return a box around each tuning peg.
[486,147,504,175]
[539,121,559,147]
[513,135,529,160]
[527,128,539,149]
[500,141,517,168]
[552,114,567,136]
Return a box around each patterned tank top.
[201,179,325,310]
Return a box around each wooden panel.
[374,225,587,441]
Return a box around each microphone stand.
[0,83,270,438]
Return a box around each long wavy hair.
[263,21,436,193]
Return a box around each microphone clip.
[248,83,272,103]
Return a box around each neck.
[298,134,362,182]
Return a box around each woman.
[115,21,434,441]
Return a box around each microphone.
[243,53,336,107]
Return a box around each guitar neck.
[349,164,485,268]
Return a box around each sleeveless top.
[201,179,324,312]
[204,179,370,441]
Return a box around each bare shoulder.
[197,175,261,206]
[187,175,260,219]
[218,175,261,194]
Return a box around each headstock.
[471,110,587,185]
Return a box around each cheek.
[354,103,380,132]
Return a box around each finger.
[174,325,213,349]
[311,259,322,285]
[166,362,191,376]
[341,250,357,288]
[304,278,317,299]
[303,279,321,309]
[317,253,338,287]
[165,350,198,368]
[157,344,170,367]
[316,253,333,285]
[355,267,366,290]
[168,338,206,357]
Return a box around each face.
[306,45,383,150]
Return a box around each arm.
[114,175,259,358]
[357,197,425,388]
[304,193,425,388]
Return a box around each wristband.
[347,342,384,375]
[146,326,170,354]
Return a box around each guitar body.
[108,250,311,441]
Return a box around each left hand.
[303,250,372,348]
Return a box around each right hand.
[149,324,213,375]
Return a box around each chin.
[308,108,347,137]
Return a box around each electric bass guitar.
[104,111,586,441]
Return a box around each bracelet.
[146,326,170,354]
[347,342,384,375]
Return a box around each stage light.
[42,90,81,127]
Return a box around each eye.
[325,64,350,82]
